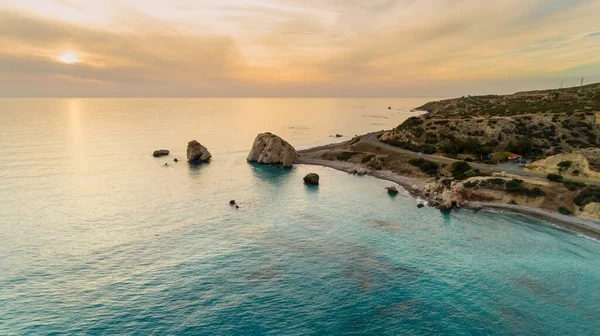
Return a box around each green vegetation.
[563,181,586,191]
[360,154,375,163]
[573,187,600,207]
[557,160,572,172]
[558,207,573,216]
[505,139,534,156]
[408,158,439,175]
[547,173,564,182]
[337,151,359,161]
[440,137,491,156]
[387,83,600,159]
[465,178,545,197]
[451,161,472,179]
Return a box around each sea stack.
[303,173,319,185]
[187,140,212,163]
[247,132,298,168]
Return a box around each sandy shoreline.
[298,152,600,240]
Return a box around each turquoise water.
[1,98,599,335]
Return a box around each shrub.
[361,154,375,163]
[337,151,358,161]
[558,207,573,216]
[547,173,564,182]
[409,158,439,175]
[400,117,424,129]
[451,161,472,179]
[563,181,585,191]
[573,187,600,207]
[505,139,534,156]
[527,187,545,197]
[421,145,436,154]
[557,161,572,171]
[463,181,479,189]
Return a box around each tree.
[451,161,472,178]
[557,161,572,172]
[547,173,563,182]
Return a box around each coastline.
[298,146,600,241]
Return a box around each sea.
[1,98,599,335]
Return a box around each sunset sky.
[1,0,600,97]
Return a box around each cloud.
[1,0,600,97]
[0,10,246,85]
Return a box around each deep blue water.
[1,98,599,335]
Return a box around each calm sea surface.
[1,98,599,335]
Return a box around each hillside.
[380,83,600,163]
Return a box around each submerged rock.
[386,186,399,195]
[304,173,319,185]
[153,149,170,157]
[247,132,298,168]
[187,140,212,163]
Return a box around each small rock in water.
[229,200,236,205]
[388,106,391,110]
[174,158,179,162]
[335,134,343,138]
[417,203,425,208]
[386,186,399,195]
[153,149,170,157]
[303,173,319,185]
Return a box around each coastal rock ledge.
[187,140,212,163]
[247,132,298,168]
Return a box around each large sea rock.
[187,140,212,163]
[247,132,298,168]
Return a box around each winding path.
[361,131,600,186]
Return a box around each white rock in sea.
[187,140,212,163]
[247,132,298,168]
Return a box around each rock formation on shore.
[304,173,319,185]
[153,149,170,157]
[247,132,298,167]
[187,140,212,163]
[386,186,399,195]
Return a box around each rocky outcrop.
[153,149,170,157]
[247,132,298,167]
[303,173,319,185]
[187,140,212,163]
[424,179,466,211]
[529,153,598,177]
[386,186,399,195]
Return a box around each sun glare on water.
[57,52,80,64]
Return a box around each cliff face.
[381,83,600,160]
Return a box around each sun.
[57,52,80,64]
